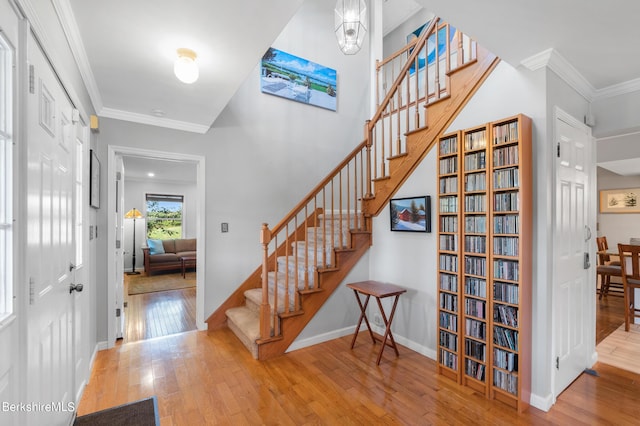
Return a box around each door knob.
[69,283,84,294]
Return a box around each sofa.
[142,238,197,276]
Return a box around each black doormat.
[74,396,159,426]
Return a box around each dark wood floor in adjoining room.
[77,293,640,425]
[124,273,197,343]
[596,293,625,344]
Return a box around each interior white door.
[114,155,125,339]
[72,119,90,403]
[25,32,76,425]
[553,111,594,397]
[0,3,21,426]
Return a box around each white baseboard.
[530,392,553,412]
[197,320,208,331]
[287,326,356,352]
[287,324,437,361]
[75,340,109,406]
[369,324,437,360]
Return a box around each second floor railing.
[258,17,477,340]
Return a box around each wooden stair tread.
[208,29,498,361]
[225,306,260,358]
[388,153,408,160]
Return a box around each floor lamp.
[125,208,143,275]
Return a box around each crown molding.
[522,48,640,102]
[594,77,640,100]
[521,48,596,102]
[52,0,103,112]
[100,107,210,134]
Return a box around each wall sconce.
[174,48,199,84]
[334,0,367,55]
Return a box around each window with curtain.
[0,32,14,322]
[146,194,184,239]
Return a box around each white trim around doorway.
[106,145,206,348]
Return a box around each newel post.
[259,223,272,340]
[364,120,373,199]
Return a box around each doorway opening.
[107,146,206,347]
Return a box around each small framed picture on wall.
[389,196,431,232]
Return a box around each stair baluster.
[211,17,499,360]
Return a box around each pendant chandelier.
[334,0,367,55]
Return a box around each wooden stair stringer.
[366,45,499,217]
[206,209,323,331]
[256,230,372,360]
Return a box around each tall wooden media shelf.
[437,114,532,412]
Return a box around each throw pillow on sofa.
[147,239,165,255]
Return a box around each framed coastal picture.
[599,188,640,213]
[389,196,431,232]
[260,47,337,111]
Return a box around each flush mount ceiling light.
[174,48,199,84]
[334,0,367,55]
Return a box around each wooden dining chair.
[596,236,620,266]
[597,237,622,299]
[617,243,640,331]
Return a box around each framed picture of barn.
[389,196,431,232]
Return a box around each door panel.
[553,113,592,397]
[26,32,75,425]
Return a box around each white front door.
[553,108,595,397]
[25,32,77,425]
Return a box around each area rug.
[74,396,159,426]
[127,272,196,295]
[596,323,640,375]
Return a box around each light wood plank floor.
[597,323,640,375]
[78,327,640,425]
[124,273,197,343]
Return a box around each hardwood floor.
[124,273,197,343]
[596,292,625,344]
[78,325,640,425]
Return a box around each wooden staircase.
[206,18,499,360]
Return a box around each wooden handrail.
[269,139,368,236]
[368,18,438,130]
[257,17,480,341]
[376,38,419,69]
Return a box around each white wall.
[96,0,371,340]
[122,179,198,271]
[597,167,640,247]
[369,22,550,400]
[382,8,433,57]
[593,90,640,138]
